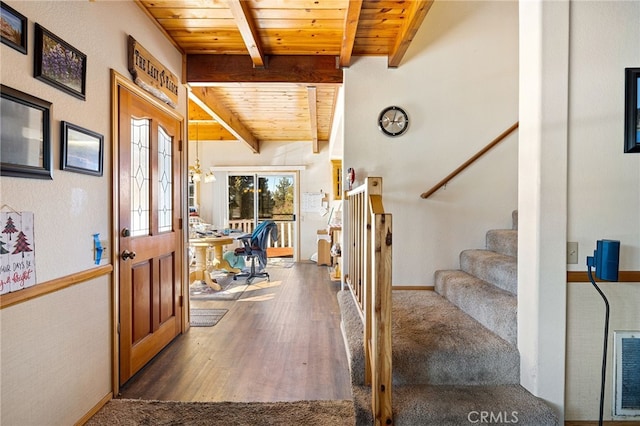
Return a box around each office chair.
[233,220,278,283]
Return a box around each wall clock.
[378,106,409,137]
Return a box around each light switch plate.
[567,242,578,264]
[94,240,109,261]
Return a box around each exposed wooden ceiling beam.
[227,0,266,68]
[189,88,259,153]
[307,86,319,153]
[388,0,434,68]
[187,55,343,84]
[188,120,237,141]
[339,0,363,68]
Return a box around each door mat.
[190,308,228,327]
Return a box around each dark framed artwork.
[0,85,52,179]
[61,121,104,176]
[624,67,640,153]
[0,2,27,54]
[34,23,86,100]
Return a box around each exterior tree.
[228,175,255,220]
[257,177,272,219]
[272,177,294,218]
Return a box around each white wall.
[564,0,640,420]
[344,0,519,286]
[195,140,333,261]
[518,0,569,418]
[0,1,186,424]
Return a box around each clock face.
[378,106,409,137]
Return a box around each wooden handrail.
[420,122,519,199]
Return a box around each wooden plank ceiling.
[137,0,434,153]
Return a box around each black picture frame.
[624,67,640,153]
[61,121,104,176]
[34,23,86,100]
[0,85,52,179]
[0,2,27,54]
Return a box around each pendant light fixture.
[189,122,215,183]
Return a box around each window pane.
[228,175,254,232]
[130,118,150,237]
[157,126,172,233]
[259,175,294,221]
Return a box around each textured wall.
[0,1,186,424]
[565,0,640,420]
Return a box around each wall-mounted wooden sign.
[128,36,179,108]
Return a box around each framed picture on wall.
[34,23,86,100]
[624,67,640,153]
[0,2,27,54]
[61,121,104,176]
[0,85,52,179]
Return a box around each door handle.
[121,250,136,260]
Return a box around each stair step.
[391,291,519,386]
[460,249,517,294]
[338,290,519,388]
[486,229,518,257]
[352,383,558,426]
[434,270,517,345]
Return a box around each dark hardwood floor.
[118,261,352,402]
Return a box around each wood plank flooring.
[118,261,352,402]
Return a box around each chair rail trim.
[0,264,113,309]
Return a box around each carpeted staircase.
[338,211,558,425]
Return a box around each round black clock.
[378,106,409,137]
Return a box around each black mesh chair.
[233,220,278,283]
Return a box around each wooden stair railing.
[421,122,519,199]
[345,177,393,426]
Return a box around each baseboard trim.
[392,286,434,291]
[74,392,112,426]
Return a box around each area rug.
[86,398,355,425]
[189,274,248,301]
[268,258,295,268]
[190,308,228,327]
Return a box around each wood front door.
[117,85,183,385]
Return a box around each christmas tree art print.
[0,212,37,294]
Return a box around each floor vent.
[614,331,640,417]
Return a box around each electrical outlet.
[567,242,578,264]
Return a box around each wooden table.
[189,236,240,290]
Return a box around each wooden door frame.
[110,70,188,393]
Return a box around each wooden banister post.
[345,177,393,425]
[371,211,393,425]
